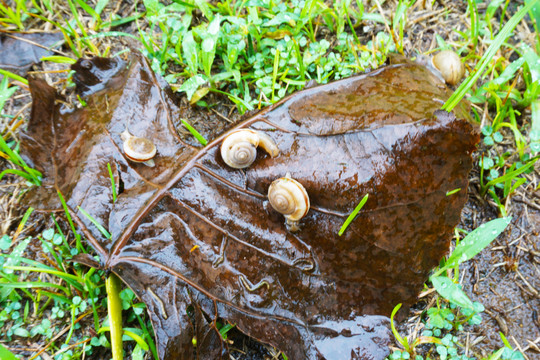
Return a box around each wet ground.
[459,197,540,357]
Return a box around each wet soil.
[459,197,540,357]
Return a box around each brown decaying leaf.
[20,53,478,359]
[0,32,64,76]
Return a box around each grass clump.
[387,218,519,360]
[139,0,390,112]
[0,214,157,360]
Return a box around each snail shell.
[431,50,465,86]
[220,129,279,169]
[268,175,310,231]
[121,130,157,167]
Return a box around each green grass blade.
[100,13,144,29]
[499,332,513,348]
[66,0,89,38]
[338,194,369,236]
[210,88,254,113]
[467,0,479,49]
[37,290,74,305]
[122,329,150,350]
[3,265,84,292]
[442,1,537,112]
[40,55,77,64]
[0,137,42,185]
[0,168,34,183]
[181,118,208,145]
[0,343,18,360]
[0,281,70,295]
[0,76,18,110]
[483,156,539,193]
[133,312,158,359]
[57,190,83,252]
[447,217,510,265]
[14,206,34,241]
[445,188,461,196]
[487,348,506,360]
[271,47,280,102]
[78,206,112,239]
[389,303,407,350]
[0,136,24,167]
[80,31,140,41]
[95,0,109,14]
[74,0,100,22]
[107,163,117,203]
[0,68,28,85]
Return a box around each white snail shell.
[121,130,157,166]
[221,129,279,169]
[268,175,310,230]
[431,50,465,86]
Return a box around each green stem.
[106,273,124,360]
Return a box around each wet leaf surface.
[0,32,63,76]
[21,53,478,359]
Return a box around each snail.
[121,130,157,167]
[268,174,310,232]
[220,129,279,169]
[431,50,465,86]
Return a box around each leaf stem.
[106,273,124,360]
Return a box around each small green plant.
[423,300,485,336]
[388,217,513,359]
[1,225,105,358]
[0,0,29,30]
[389,303,441,358]
[430,217,511,308]
[0,201,156,359]
[0,136,42,186]
[392,0,415,54]
[481,126,503,146]
[0,75,19,117]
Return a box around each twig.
[516,270,539,297]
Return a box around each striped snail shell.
[220,129,279,169]
[268,174,310,231]
[121,130,156,167]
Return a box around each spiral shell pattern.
[221,129,279,169]
[268,177,310,222]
